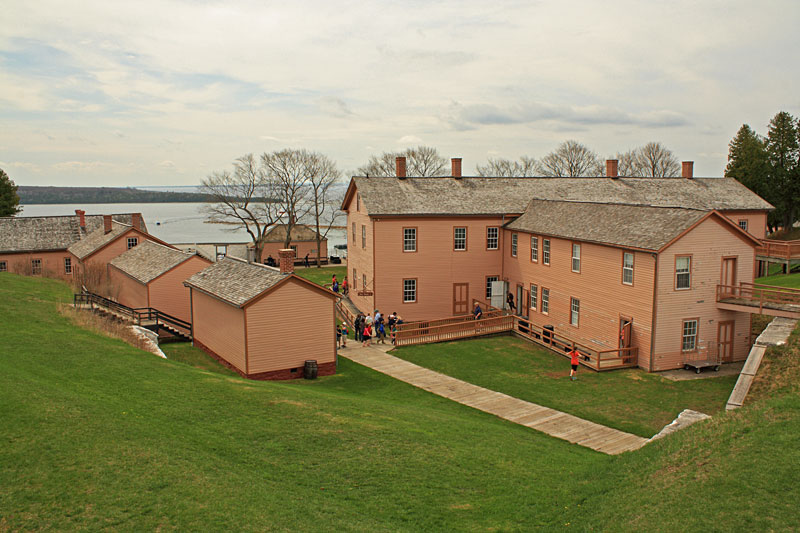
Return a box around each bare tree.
[357,146,447,176]
[305,153,343,267]
[636,141,680,177]
[201,154,281,262]
[612,150,640,177]
[541,140,603,177]
[261,149,316,249]
[476,156,541,177]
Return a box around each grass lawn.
[2,272,799,531]
[756,270,800,289]
[160,342,237,376]
[294,264,347,288]
[393,336,737,437]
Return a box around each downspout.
[649,252,659,372]
[500,215,506,298]
[189,288,194,344]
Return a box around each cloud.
[397,135,423,145]
[52,160,115,172]
[318,96,354,117]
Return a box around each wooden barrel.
[303,360,318,380]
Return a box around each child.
[342,276,349,296]
[362,322,372,347]
[569,346,580,381]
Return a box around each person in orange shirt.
[569,346,580,381]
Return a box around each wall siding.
[721,210,767,240]
[345,188,375,314]
[259,240,328,264]
[108,266,149,310]
[653,216,755,371]
[82,229,158,272]
[191,289,247,373]
[148,256,211,323]
[372,216,505,320]
[0,251,74,280]
[245,279,336,373]
[503,231,656,368]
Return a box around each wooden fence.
[335,300,356,328]
[756,239,800,260]
[395,315,515,346]
[716,282,800,312]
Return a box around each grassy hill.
[1,273,798,531]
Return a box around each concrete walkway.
[342,344,647,455]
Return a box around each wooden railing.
[74,291,192,338]
[512,317,638,371]
[395,315,515,346]
[397,302,502,334]
[716,282,800,312]
[756,239,800,260]
[336,299,356,328]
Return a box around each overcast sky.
[1,0,798,186]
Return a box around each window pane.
[511,234,518,256]
[487,227,499,249]
[454,227,466,250]
[676,256,691,289]
[571,298,579,326]
[623,252,634,285]
[530,284,537,310]
[543,239,550,265]
[682,320,698,351]
[531,237,538,261]
[486,276,498,300]
[404,228,417,252]
[572,244,580,272]
[403,279,416,302]
[541,288,549,313]
[362,225,366,248]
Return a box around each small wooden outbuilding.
[184,255,339,380]
[108,240,212,323]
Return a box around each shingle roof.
[0,213,139,253]
[183,257,289,307]
[350,176,773,216]
[110,240,198,284]
[506,200,712,250]
[262,224,324,243]
[67,221,136,259]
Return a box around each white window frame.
[403,279,417,303]
[64,257,72,274]
[623,252,634,285]
[571,243,581,273]
[511,233,518,257]
[486,227,499,250]
[543,239,550,265]
[530,284,538,311]
[0,261,7,272]
[570,297,580,326]
[541,287,549,314]
[682,319,698,351]
[738,219,748,232]
[403,228,417,252]
[454,227,467,251]
[31,258,42,275]
[531,236,538,262]
[676,256,691,290]
[361,225,366,249]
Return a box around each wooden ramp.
[343,346,647,455]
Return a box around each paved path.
[342,344,647,455]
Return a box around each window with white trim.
[571,244,581,272]
[543,239,550,265]
[530,284,538,310]
[64,257,72,274]
[0,261,7,272]
[353,268,357,289]
[531,236,538,262]
[623,252,634,285]
[738,219,748,232]
[487,227,499,250]
[352,222,356,244]
[31,259,42,275]
[127,237,138,250]
[541,287,549,313]
[362,274,367,291]
[486,276,498,300]
[511,233,518,257]
[361,225,366,249]
[454,227,466,251]
[682,319,698,351]
[676,256,691,289]
[570,298,580,326]
[403,279,417,302]
[403,228,417,252]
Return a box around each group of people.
[329,274,348,296]
[351,310,403,347]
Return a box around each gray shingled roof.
[506,200,710,250]
[263,224,324,243]
[351,176,773,216]
[183,257,289,307]
[0,213,139,253]
[110,240,198,284]
[67,221,137,259]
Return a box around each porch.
[716,282,800,319]
[756,239,800,275]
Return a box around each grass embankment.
[2,273,798,531]
[756,270,800,289]
[293,265,347,288]
[394,337,736,437]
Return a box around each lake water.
[20,203,347,249]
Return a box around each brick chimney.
[451,158,462,178]
[131,213,142,231]
[682,161,694,179]
[103,215,112,234]
[278,248,295,274]
[606,159,619,179]
[395,156,407,178]
[75,209,86,229]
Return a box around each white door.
[490,280,507,310]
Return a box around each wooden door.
[619,318,632,349]
[717,320,734,362]
[720,257,737,297]
[453,283,469,315]
[516,284,524,316]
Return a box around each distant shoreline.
[19,185,211,204]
